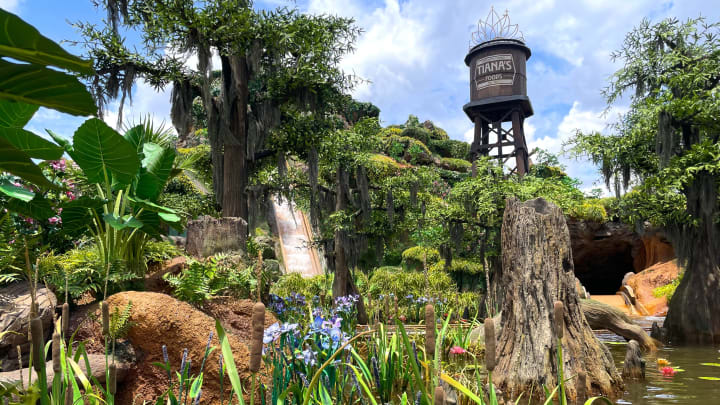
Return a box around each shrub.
[401,246,440,270]
[430,259,484,275]
[378,127,403,138]
[428,139,470,159]
[401,127,431,146]
[366,153,405,181]
[438,157,471,172]
[569,200,608,222]
[366,266,455,301]
[143,240,183,264]
[653,272,683,301]
[269,272,332,298]
[383,136,433,165]
[430,127,449,141]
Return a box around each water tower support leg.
[511,110,529,176]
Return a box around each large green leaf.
[72,118,140,185]
[0,99,38,128]
[127,196,177,214]
[0,128,63,159]
[0,181,33,201]
[0,59,97,117]
[123,125,147,159]
[0,9,93,75]
[6,195,55,220]
[0,137,54,188]
[136,143,175,200]
[60,196,105,235]
[102,213,143,230]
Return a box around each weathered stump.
[185,216,248,257]
[621,340,645,380]
[493,198,623,401]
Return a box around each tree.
[567,17,720,344]
[78,0,359,223]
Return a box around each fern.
[109,301,134,339]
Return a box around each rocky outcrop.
[186,216,247,257]
[568,219,643,294]
[0,282,57,371]
[626,260,681,316]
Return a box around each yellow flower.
[657,358,671,367]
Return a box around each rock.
[0,345,135,386]
[0,282,57,371]
[186,215,247,258]
[636,231,675,269]
[144,256,187,294]
[202,297,278,342]
[626,260,681,316]
[568,219,644,294]
[87,292,269,404]
[622,272,635,286]
[621,340,645,380]
[162,235,186,249]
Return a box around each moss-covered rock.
[366,153,405,181]
[401,246,441,270]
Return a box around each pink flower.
[49,160,66,172]
[449,346,466,355]
[48,216,61,225]
[661,366,676,376]
[65,191,76,201]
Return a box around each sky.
[4,0,719,193]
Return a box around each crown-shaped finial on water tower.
[464,7,532,176]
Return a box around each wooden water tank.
[463,38,533,121]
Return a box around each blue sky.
[4,0,718,193]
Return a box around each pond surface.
[597,317,720,404]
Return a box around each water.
[596,318,720,404]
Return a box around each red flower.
[661,366,676,376]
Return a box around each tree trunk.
[220,55,249,220]
[493,198,623,401]
[664,172,720,344]
[331,166,368,324]
[581,299,656,352]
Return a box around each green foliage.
[366,266,455,300]
[143,240,182,264]
[108,301,133,340]
[401,246,440,270]
[439,157,471,172]
[428,139,470,159]
[270,272,332,298]
[653,272,683,301]
[568,200,609,222]
[383,136,433,165]
[431,258,484,275]
[400,126,431,146]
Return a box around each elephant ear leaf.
[135,142,175,200]
[6,194,55,220]
[0,137,55,188]
[72,118,140,186]
[0,180,33,201]
[60,196,105,235]
[0,128,63,160]
[0,99,38,128]
[0,9,93,74]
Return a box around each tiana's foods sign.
[474,54,515,90]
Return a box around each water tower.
[464,8,532,176]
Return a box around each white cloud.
[0,0,21,13]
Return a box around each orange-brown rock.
[637,233,675,270]
[627,260,681,316]
[82,292,273,404]
[144,256,187,294]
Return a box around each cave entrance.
[573,239,638,295]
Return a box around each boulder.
[144,256,187,294]
[0,282,57,371]
[186,216,247,258]
[82,292,271,404]
[626,260,681,316]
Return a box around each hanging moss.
[386,188,394,226]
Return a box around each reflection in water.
[596,317,720,404]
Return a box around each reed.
[434,386,446,405]
[425,304,436,360]
[102,301,110,336]
[483,318,495,372]
[62,302,70,338]
[52,332,61,374]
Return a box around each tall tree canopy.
[567,17,720,344]
[77,0,360,221]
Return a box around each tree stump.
[621,340,645,380]
[493,198,623,401]
[185,216,248,258]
